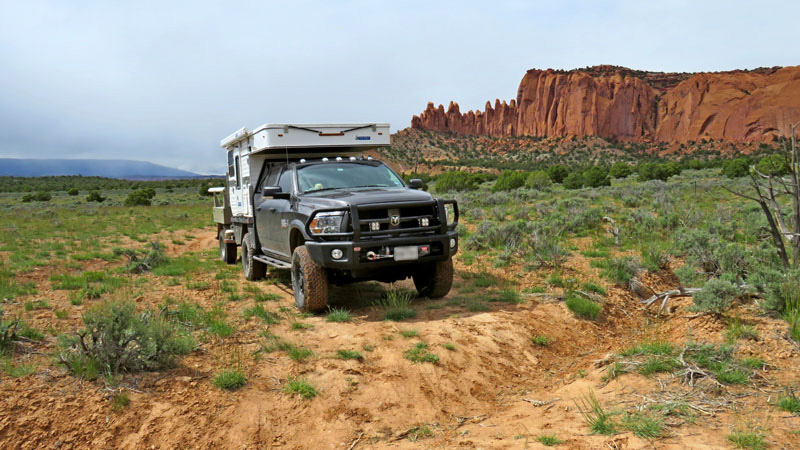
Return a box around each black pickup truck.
[215,157,459,312]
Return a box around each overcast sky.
[1,1,798,174]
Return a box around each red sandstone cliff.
[411,65,800,142]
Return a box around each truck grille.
[353,202,441,238]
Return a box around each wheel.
[413,258,453,298]
[219,230,237,264]
[291,245,328,312]
[241,232,266,281]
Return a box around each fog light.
[369,221,380,231]
[331,249,344,260]
[418,217,430,227]
[449,238,456,249]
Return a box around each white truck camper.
[220,123,391,219]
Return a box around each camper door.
[227,145,251,217]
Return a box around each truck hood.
[299,187,434,209]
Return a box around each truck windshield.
[297,162,405,194]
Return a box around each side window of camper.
[234,156,241,189]
[278,169,293,194]
[227,150,234,178]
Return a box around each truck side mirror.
[262,186,290,199]
[408,178,424,189]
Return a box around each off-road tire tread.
[413,258,453,298]
[242,233,266,281]
[293,246,328,312]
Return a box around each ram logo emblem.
[390,215,400,226]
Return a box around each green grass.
[207,319,235,338]
[491,288,522,303]
[111,392,131,411]
[777,395,800,414]
[185,281,210,291]
[375,287,417,321]
[537,435,564,446]
[577,391,616,435]
[336,349,364,360]
[400,329,419,338]
[283,376,317,399]
[581,281,607,296]
[54,309,69,320]
[638,356,680,376]
[406,426,433,442]
[466,300,490,312]
[404,342,439,364]
[565,293,601,320]
[254,292,281,302]
[287,345,314,362]
[213,369,247,390]
[441,343,457,351]
[242,304,279,324]
[291,321,312,330]
[531,335,553,346]
[728,431,767,450]
[620,411,664,439]
[726,319,758,343]
[0,355,35,378]
[602,362,628,381]
[684,343,755,385]
[24,300,50,311]
[522,286,546,294]
[472,273,497,287]
[620,341,675,357]
[547,273,565,287]
[326,307,352,323]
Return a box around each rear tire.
[413,258,453,298]
[291,245,328,312]
[219,230,237,264]
[241,233,266,281]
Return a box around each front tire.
[219,230,237,264]
[413,258,453,298]
[291,246,328,312]
[241,233,266,281]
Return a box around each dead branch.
[602,216,620,245]
[640,284,750,314]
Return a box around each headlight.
[444,203,455,225]
[309,211,344,234]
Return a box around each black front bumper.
[305,230,458,277]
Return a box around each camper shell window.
[234,156,241,188]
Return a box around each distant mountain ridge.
[0,158,206,179]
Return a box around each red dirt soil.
[1,231,799,449]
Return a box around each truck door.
[254,167,287,257]
[273,168,295,256]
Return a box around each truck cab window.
[277,169,293,194]
[234,156,241,188]
[264,167,281,187]
[227,150,234,178]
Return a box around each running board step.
[253,254,291,269]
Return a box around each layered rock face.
[411,65,800,142]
